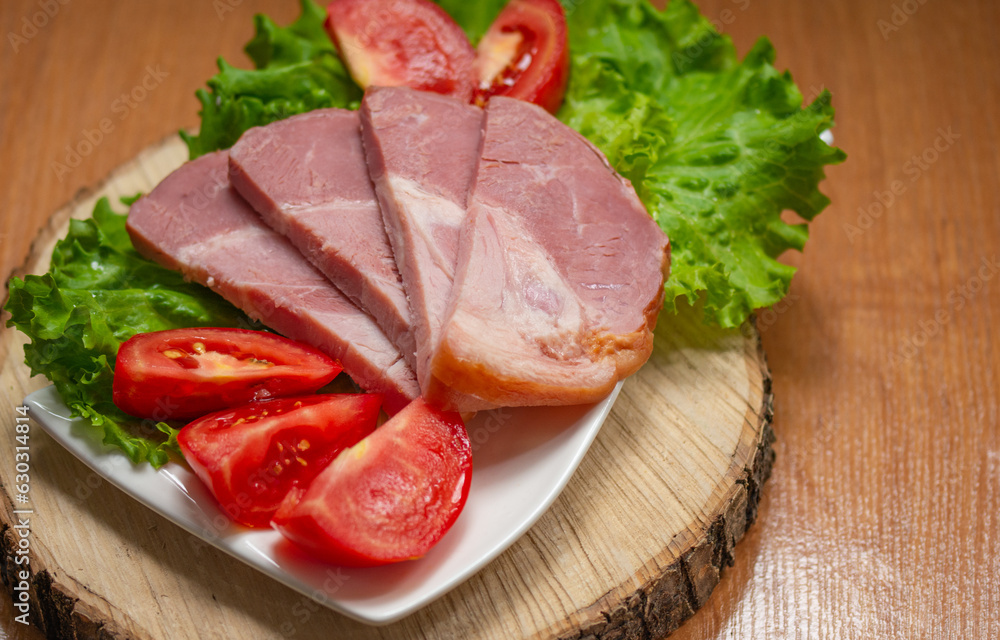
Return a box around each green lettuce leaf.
[181,0,360,158]
[5,199,256,466]
[558,0,845,326]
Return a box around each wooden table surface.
[1,0,997,638]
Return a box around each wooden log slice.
[0,136,774,640]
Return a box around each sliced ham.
[126,150,419,414]
[227,109,415,367]
[428,96,670,410]
[359,86,494,411]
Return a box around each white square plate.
[25,383,620,625]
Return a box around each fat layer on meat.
[360,86,495,411]
[429,96,670,409]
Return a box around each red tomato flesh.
[178,393,382,528]
[112,328,342,421]
[473,0,570,114]
[325,0,476,101]
[272,397,472,566]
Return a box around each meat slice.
[227,109,415,367]
[127,150,419,414]
[359,86,493,410]
[429,97,670,409]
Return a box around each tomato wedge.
[473,0,570,113]
[112,328,342,421]
[272,397,472,566]
[178,393,382,528]
[325,0,476,101]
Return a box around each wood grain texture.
[0,132,771,639]
[1,0,998,638]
